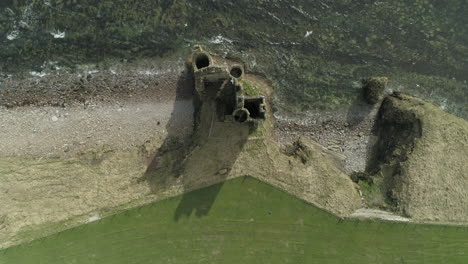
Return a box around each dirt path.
[350,208,410,222]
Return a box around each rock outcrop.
[369,93,468,222]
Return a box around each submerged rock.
[369,92,468,222]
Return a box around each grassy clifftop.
[2,176,468,263]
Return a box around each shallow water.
[1,1,467,118]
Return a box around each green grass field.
[2,176,468,263]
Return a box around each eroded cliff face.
[366,93,468,222]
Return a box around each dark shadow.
[365,104,386,174]
[173,181,225,218]
[139,63,249,222]
[171,104,250,220]
[137,67,195,200]
[174,179,224,219]
[142,69,195,178]
[345,95,374,128]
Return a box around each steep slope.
[368,93,468,222]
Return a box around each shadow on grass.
[173,182,224,219]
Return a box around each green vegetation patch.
[2,177,468,263]
[241,80,260,97]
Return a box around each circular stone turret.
[233,108,250,123]
[192,51,212,71]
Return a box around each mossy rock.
[362,77,389,104]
